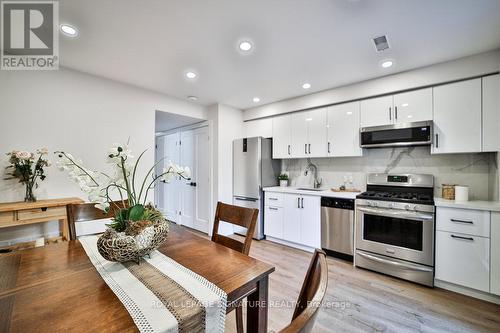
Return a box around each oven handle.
[357,207,434,221]
[357,251,433,273]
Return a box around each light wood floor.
[208,230,500,333]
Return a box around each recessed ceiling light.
[60,24,78,37]
[185,71,197,79]
[187,96,198,101]
[239,41,253,52]
[252,97,260,103]
[381,60,394,68]
[302,83,311,89]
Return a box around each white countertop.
[263,186,360,199]
[434,197,500,212]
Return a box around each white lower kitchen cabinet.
[264,192,321,249]
[435,230,490,292]
[264,205,283,239]
[491,212,500,296]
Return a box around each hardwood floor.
[205,229,500,333]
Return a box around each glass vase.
[24,184,36,202]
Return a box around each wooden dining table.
[0,224,275,333]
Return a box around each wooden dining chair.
[211,201,259,333]
[279,249,329,333]
[67,200,127,240]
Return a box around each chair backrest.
[67,201,127,239]
[211,201,259,255]
[279,249,328,333]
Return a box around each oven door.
[355,206,434,266]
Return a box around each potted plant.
[5,148,51,202]
[55,143,190,263]
[278,173,289,187]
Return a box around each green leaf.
[128,204,145,221]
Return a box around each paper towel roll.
[455,186,469,202]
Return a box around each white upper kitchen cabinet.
[272,114,292,158]
[290,111,309,158]
[482,74,500,152]
[306,108,328,157]
[360,95,393,127]
[290,108,327,158]
[491,212,500,296]
[327,102,362,157]
[432,78,482,154]
[393,88,433,123]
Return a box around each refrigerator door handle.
[297,197,300,208]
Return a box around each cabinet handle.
[451,234,474,241]
[269,207,278,211]
[308,144,311,154]
[269,197,278,201]
[450,218,473,224]
[435,133,439,148]
[301,198,304,209]
[304,144,307,154]
[395,106,398,120]
[328,142,331,154]
[297,198,300,208]
[288,144,291,155]
[389,107,392,121]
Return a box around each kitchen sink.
[296,188,323,192]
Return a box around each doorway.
[155,111,211,234]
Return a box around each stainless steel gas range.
[355,173,435,286]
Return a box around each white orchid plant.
[55,143,190,232]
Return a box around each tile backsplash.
[282,146,498,201]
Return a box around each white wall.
[244,117,272,138]
[0,67,207,245]
[207,104,244,235]
[244,49,500,120]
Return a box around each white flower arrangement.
[55,143,190,231]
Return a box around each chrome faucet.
[304,158,322,189]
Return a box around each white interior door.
[180,130,195,229]
[163,133,180,223]
[154,136,165,210]
[193,127,210,233]
[179,127,210,233]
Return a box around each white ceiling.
[155,111,202,132]
[59,0,500,110]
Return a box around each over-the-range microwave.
[360,121,433,148]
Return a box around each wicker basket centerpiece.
[55,142,191,263]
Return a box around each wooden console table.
[0,198,84,241]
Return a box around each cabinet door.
[290,112,309,158]
[491,212,500,296]
[327,102,362,157]
[482,74,500,152]
[435,230,490,292]
[393,88,432,123]
[283,194,301,243]
[264,206,284,239]
[432,79,482,154]
[360,95,393,127]
[300,195,321,248]
[272,115,292,158]
[306,108,328,157]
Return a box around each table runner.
[79,235,227,333]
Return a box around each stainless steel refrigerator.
[233,137,280,240]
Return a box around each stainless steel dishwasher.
[321,197,355,260]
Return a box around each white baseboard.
[435,279,500,305]
[265,236,315,253]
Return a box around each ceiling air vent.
[373,35,389,52]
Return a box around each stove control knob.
[387,202,394,209]
[367,201,373,207]
[372,201,378,207]
[405,204,412,211]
